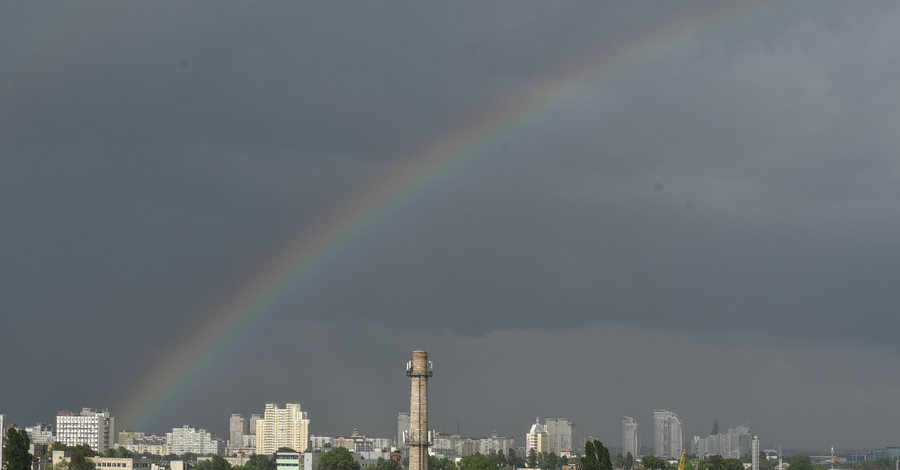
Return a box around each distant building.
[229,414,247,450]
[526,419,549,457]
[696,423,750,459]
[653,409,682,460]
[249,415,262,436]
[256,403,310,454]
[121,433,168,456]
[622,417,639,459]
[397,412,410,448]
[166,425,223,455]
[545,418,574,455]
[309,436,333,452]
[57,408,115,453]
[26,423,54,446]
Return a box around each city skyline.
[4,1,900,452]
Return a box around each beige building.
[525,419,548,458]
[53,451,155,470]
[256,403,310,454]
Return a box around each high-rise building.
[653,409,682,460]
[525,419,549,457]
[249,414,262,435]
[256,404,310,454]
[57,408,115,453]
[544,418,574,455]
[166,425,223,455]
[397,412,410,448]
[229,414,248,451]
[622,417,639,459]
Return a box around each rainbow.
[116,1,786,431]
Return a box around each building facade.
[229,414,251,453]
[653,409,682,460]
[397,412,410,448]
[696,424,750,459]
[525,419,549,457]
[256,403,310,454]
[166,425,223,455]
[26,423,54,445]
[57,408,115,453]
[544,418,574,455]
[622,417,639,459]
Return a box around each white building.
[26,423,55,445]
[622,417,639,459]
[256,403,310,454]
[166,425,223,455]
[653,409,682,460]
[57,408,115,453]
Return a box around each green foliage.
[372,458,399,470]
[316,447,361,470]
[721,459,742,470]
[707,456,725,470]
[584,443,599,470]
[245,454,275,470]
[787,457,815,470]
[546,453,559,470]
[429,456,454,470]
[460,454,500,470]
[4,428,33,470]
[527,450,538,469]
[69,444,97,470]
[277,448,298,454]
[640,456,666,470]
[625,453,634,470]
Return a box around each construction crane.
[677,450,688,470]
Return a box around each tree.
[721,460,742,470]
[316,447,361,470]
[787,457,815,470]
[527,450,538,470]
[707,456,724,470]
[546,453,559,470]
[276,448,298,454]
[373,458,399,470]
[460,454,500,470]
[585,443,599,470]
[625,453,634,470]
[4,428,33,470]
[69,444,97,470]
[428,456,453,470]
[508,449,523,470]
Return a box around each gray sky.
[3,1,900,453]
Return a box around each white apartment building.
[56,408,115,453]
[166,425,223,455]
[256,403,310,454]
[653,410,683,460]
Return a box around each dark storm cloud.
[3,0,900,451]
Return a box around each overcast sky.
[3,1,900,454]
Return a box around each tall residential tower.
[622,417,639,459]
[653,409,683,460]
